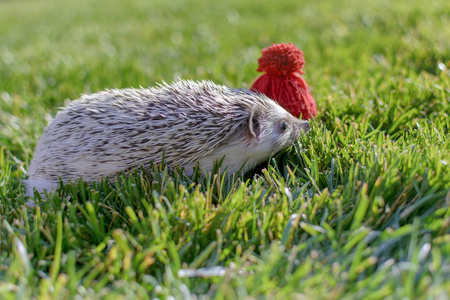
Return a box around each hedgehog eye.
[280,121,288,132]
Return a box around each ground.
[0,0,449,298]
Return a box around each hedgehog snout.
[299,120,310,133]
[292,119,310,139]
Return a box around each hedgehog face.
[195,102,309,175]
[248,104,310,156]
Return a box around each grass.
[0,0,449,298]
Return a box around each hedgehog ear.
[248,105,261,138]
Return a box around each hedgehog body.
[25,80,310,196]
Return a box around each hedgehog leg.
[23,179,57,197]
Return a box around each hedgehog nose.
[291,120,310,140]
[297,120,310,133]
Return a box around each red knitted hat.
[250,43,316,120]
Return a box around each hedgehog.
[24,80,310,196]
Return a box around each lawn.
[1,0,449,298]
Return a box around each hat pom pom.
[257,43,305,76]
[251,43,317,120]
